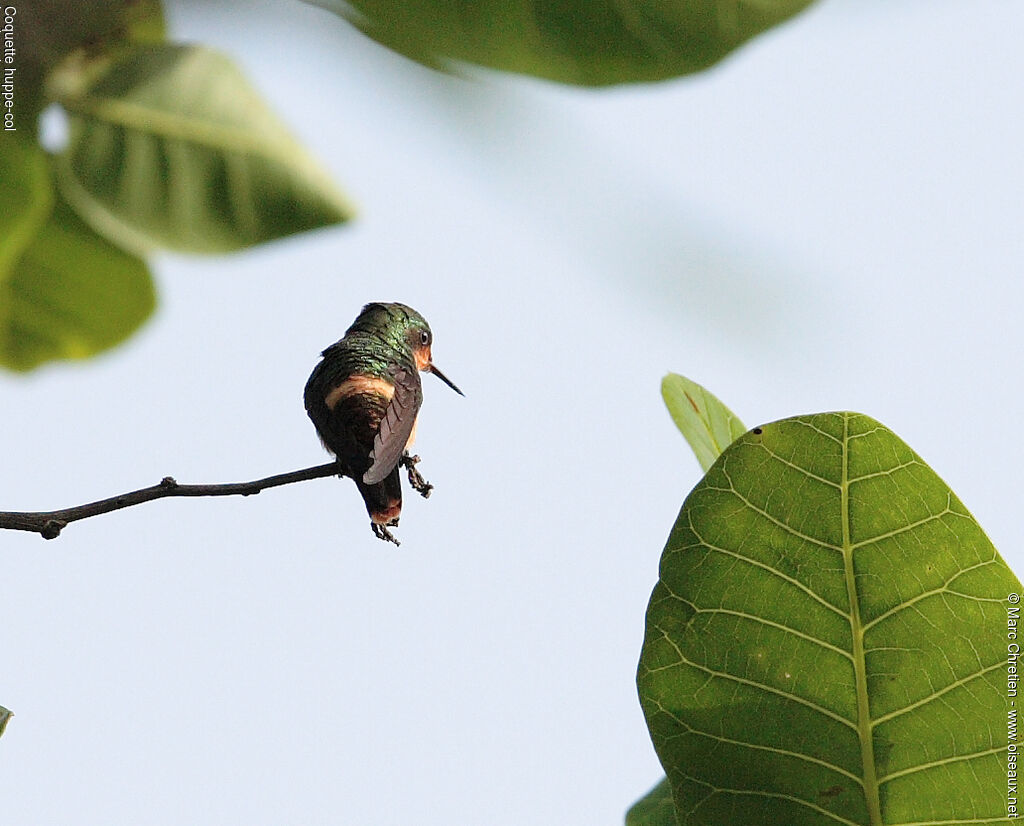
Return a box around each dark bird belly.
[306,384,403,525]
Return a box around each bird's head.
[352,303,463,396]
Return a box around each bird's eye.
[420,331,430,346]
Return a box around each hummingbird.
[304,303,463,544]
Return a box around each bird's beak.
[428,363,464,396]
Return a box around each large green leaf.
[54,44,353,254]
[662,373,747,472]
[0,187,155,371]
[627,776,678,826]
[322,0,815,86]
[638,412,1018,825]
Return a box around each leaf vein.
[678,772,863,826]
[871,661,1005,727]
[681,603,853,661]
[649,698,863,784]
[861,558,1001,633]
[755,443,842,488]
[876,743,1008,785]
[715,469,843,553]
[684,513,848,620]
[847,459,924,484]
[850,506,955,550]
[652,628,858,732]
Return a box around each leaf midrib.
[61,93,296,164]
[842,413,883,825]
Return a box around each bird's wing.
[363,366,423,484]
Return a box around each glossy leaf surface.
[638,412,1017,825]
[330,0,815,86]
[56,44,353,254]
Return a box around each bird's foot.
[371,522,401,546]
[401,453,433,498]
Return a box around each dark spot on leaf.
[819,785,843,799]
[753,427,763,435]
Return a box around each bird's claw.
[371,522,401,546]
[401,453,433,498]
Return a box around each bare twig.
[0,462,342,540]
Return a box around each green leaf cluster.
[2,1,820,371]
[1,1,351,371]
[631,376,1019,825]
[323,0,815,85]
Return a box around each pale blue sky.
[2,1,1021,823]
